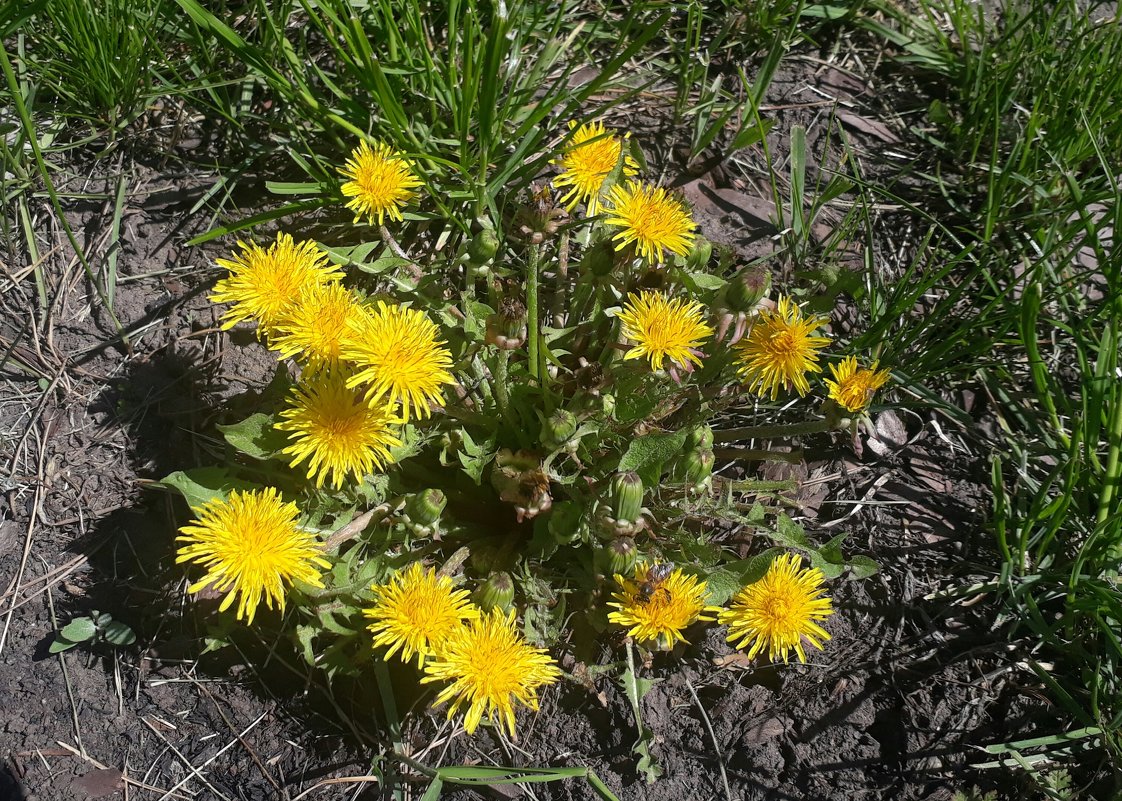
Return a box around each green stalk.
[526,242,542,381]
[722,479,799,492]
[713,419,831,442]
[1097,386,1122,529]
[493,349,511,415]
[373,660,404,752]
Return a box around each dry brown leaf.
[71,768,124,798]
[867,410,908,458]
[742,717,786,744]
[837,110,901,144]
[713,652,752,668]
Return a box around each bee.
[636,563,673,605]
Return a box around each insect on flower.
[637,562,674,605]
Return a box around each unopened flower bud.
[468,229,500,264]
[542,409,578,450]
[597,537,638,576]
[405,489,447,527]
[686,424,714,451]
[474,571,515,612]
[548,501,584,545]
[726,265,771,312]
[683,448,714,489]
[686,236,713,271]
[609,472,644,524]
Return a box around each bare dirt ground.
[0,44,1060,801]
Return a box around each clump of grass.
[23,0,169,137]
[854,0,1122,775]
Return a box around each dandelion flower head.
[270,282,367,373]
[175,487,328,624]
[604,181,697,264]
[607,563,717,650]
[421,608,561,736]
[210,233,343,335]
[341,301,455,422]
[825,356,890,413]
[735,296,830,399]
[616,290,713,371]
[364,562,479,668]
[719,552,833,664]
[276,370,402,489]
[552,120,638,216]
[339,140,423,226]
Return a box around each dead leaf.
[837,110,901,144]
[867,410,908,458]
[741,717,786,744]
[71,768,124,798]
[713,652,752,669]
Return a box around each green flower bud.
[548,501,584,545]
[609,472,644,524]
[683,448,714,488]
[600,393,617,419]
[686,424,714,451]
[686,236,713,271]
[542,409,578,450]
[580,239,617,277]
[726,265,771,312]
[597,537,638,576]
[405,489,447,527]
[474,571,515,612]
[468,228,500,263]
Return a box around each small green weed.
[50,611,137,654]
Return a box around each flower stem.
[721,478,800,492]
[552,230,570,328]
[378,225,413,262]
[527,243,541,381]
[493,349,511,415]
[713,418,831,442]
[374,659,404,751]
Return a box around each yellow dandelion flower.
[603,181,697,264]
[364,562,480,668]
[421,608,561,736]
[552,120,638,216]
[341,301,455,422]
[825,356,891,413]
[735,297,831,399]
[719,552,833,664]
[607,563,718,650]
[616,290,713,371]
[175,487,329,624]
[339,140,423,226]
[210,233,343,336]
[270,283,366,373]
[275,370,402,490]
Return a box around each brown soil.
[0,41,1059,801]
